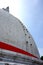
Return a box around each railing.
[0,52,43,65]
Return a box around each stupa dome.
[0,9,40,59]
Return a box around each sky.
[0,0,43,56]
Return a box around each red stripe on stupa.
[0,41,38,58]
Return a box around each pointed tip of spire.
[2,6,9,12]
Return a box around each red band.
[0,41,38,58]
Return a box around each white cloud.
[0,0,22,17]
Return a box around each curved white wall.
[0,9,40,58]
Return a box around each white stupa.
[0,7,43,65]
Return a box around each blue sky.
[21,0,43,56]
[0,0,43,56]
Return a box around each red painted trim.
[0,41,38,58]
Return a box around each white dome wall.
[0,9,40,59]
